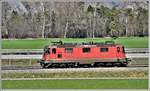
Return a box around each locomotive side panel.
[45,46,126,62]
[73,47,83,58]
[40,43,129,68]
[99,47,114,58]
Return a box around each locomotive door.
[51,48,57,59]
[116,46,121,58]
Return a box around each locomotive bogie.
[39,58,128,68]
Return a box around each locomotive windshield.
[44,46,50,54]
[122,46,125,53]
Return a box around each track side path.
[2,67,148,73]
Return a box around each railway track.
[2,66,42,70]
[2,65,148,80]
[2,67,148,74]
[1,64,148,71]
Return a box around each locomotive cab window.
[83,47,91,53]
[122,46,125,53]
[65,48,73,53]
[100,48,108,52]
[44,48,50,54]
[52,48,56,54]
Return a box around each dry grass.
[2,69,148,78]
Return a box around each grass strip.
[2,79,148,89]
[2,37,148,49]
[2,59,39,66]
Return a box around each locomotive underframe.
[39,58,130,68]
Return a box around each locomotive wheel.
[105,62,113,67]
[72,62,79,68]
[121,63,127,67]
[113,62,121,67]
[99,63,105,67]
[40,63,47,68]
[68,63,75,68]
[40,63,52,68]
[50,63,59,68]
[60,63,67,68]
[94,62,105,67]
[82,64,91,68]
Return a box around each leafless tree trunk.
[63,3,70,38]
[41,2,45,38]
[64,21,68,38]
[125,16,128,36]
[92,2,97,38]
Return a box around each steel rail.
[1,65,148,70]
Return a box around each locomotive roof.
[47,41,122,48]
[55,44,118,48]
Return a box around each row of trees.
[2,1,148,38]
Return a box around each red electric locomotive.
[39,41,130,68]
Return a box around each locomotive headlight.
[126,58,132,62]
[126,58,132,65]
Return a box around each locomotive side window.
[83,47,91,53]
[100,48,108,52]
[65,48,73,53]
[52,48,56,54]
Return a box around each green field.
[2,79,148,89]
[2,37,148,49]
